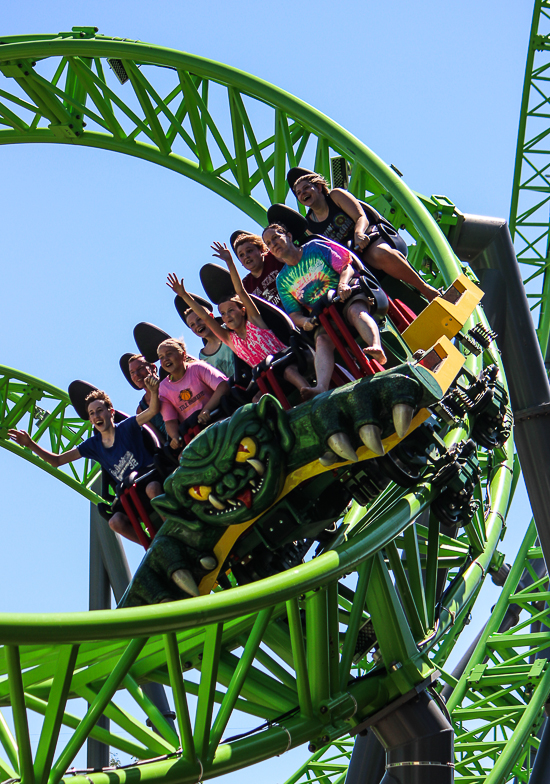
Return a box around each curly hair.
[293,172,330,197]
[84,389,113,416]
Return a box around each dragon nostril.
[223,473,238,491]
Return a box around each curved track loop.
[0,366,101,502]
[0,28,518,784]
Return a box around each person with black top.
[288,168,439,302]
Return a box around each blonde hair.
[157,338,187,357]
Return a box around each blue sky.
[0,0,537,779]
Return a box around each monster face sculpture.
[120,350,463,608]
[155,397,295,529]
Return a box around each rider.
[232,232,284,307]
[157,338,230,450]
[287,167,439,302]
[167,242,311,399]
[263,222,386,399]
[127,354,167,440]
[8,382,163,544]
[180,308,235,378]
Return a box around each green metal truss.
[0,26,521,784]
[510,0,550,351]
[0,365,101,502]
[0,27,460,285]
[444,519,550,783]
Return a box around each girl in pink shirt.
[157,338,230,450]
[167,242,310,399]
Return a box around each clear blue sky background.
[0,0,536,780]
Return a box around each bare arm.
[330,188,370,250]
[7,429,81,467]
[166,273,232,347]
[336,263,356,301]
[164,419,181,450]
[135,377,160,426]
[210,242,266,329]
[197,380,231,425]
[289,311,316,333]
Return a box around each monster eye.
[188,485,212,502]
[235,437,257,462]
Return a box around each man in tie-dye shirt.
[263,224,386,399]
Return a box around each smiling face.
[158,344,186,377]
[219,299,246,331]
[294,179,324,208]
[87,399,115,434]
[186,311,214,340]
[128,358,156,389]
[157,396,295,527]
[235,240,264,276]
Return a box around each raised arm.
[7,429,81,467]
[135,377,161,426]
[330,189,370,251]
[210,242,266,329]
[166,273,232,346]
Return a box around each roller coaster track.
[0,26,530,784]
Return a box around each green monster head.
[153,396,295,527]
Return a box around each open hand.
[8,429,33,448]
[166,273,185,298]
[211,241,233,266]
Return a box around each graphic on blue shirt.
[78,416,153,482]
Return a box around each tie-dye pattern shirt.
[276,239,352,315]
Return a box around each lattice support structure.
[510,0,550,352]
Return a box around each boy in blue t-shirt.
[8,379,162,544]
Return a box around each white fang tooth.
[172,569,200,597]
[227,499,238,506]
[209,493,226,510]
[248,459,265,476]
[392,404,414,438]
[327,433,359,463]
[319,451,340,467]
[359,424,385,456]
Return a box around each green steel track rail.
[510,0,550,351]
[445,519,550,783]
[0,365,100,502]
[0,26,519,784]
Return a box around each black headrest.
[174,293,213,325]
[266,204,309,245]
[120,352,139,390]
[287,166,315,191]
[68,379,127,423]
[133,322,171,364]
[200,264,236,306]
